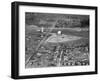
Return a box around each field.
[25,12,89,68]
[25,26,89,68]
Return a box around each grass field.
[25,25,89,68]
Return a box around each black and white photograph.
[11,1,97,79]
[25,13,90,68]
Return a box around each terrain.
[25,13,89,68]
